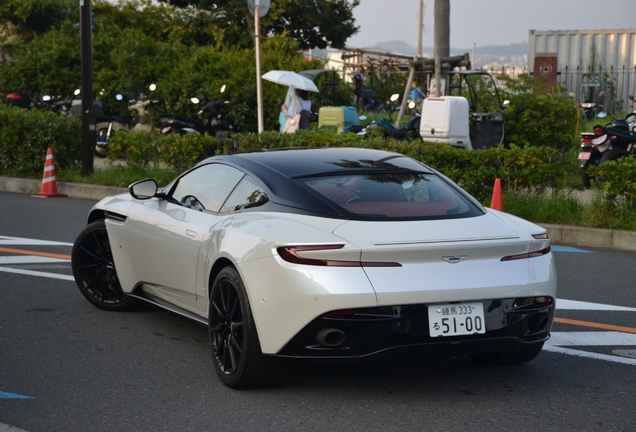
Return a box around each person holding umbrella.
[285,88,312,132]
[262,70,319,132]
[280,86,295,132]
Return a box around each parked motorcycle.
[362,89,384,113]
[6,92,32,109]
[128,84,160,133]
[353,94,420,141]
[578,117,636,188]
[94,94,130,157]
[159,85,234,142]
[579,92,606,121]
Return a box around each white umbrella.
[262,70,319,92]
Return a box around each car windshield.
[300,173,483,220]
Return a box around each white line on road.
[544,344,636,366]
[556,298,636,312]
[0,266,74,281]
[0,236,72,246]
[0,256,69,264]
[549,331,636,346]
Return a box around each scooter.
[159,85,234,142]
[579,91,606,121]
[353,94,420,141]
[5,92,32,109]
[128,84,160,133]
[94,93,130,157]
[578,118,636,188]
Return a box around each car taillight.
[501,245,551,261]
[7,93,22,100]
[277,245,401,267]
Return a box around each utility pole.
[418,0,424,58]
[79,0,95,175]
[434,0,450,96]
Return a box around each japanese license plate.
[428,303,486,337]
[578,152,591,161]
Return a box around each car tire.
[469,341,544,366]
[71,220,141,311]
[208,267,282,389]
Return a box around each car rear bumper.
[277,297,555,359]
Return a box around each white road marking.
[544,344,636,366]
[0,256,69,264]
[546,331,636,365]
[0,266,74,281]
[556,298,636,312]
[0,235,73,281]
[549,331,636,346]
[0,236,72,246]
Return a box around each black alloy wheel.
[71,220,140,311]
[208,267,282,389]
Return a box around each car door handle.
[186,229,197,238]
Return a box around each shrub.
[496,74,579,151]
[589,157,636,208]
[0,105,81,177]
[159,134,219,172]
[106,131,159,170]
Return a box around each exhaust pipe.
[528,313,549,332]
[315,328,345,347]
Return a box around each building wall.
[528,29,636,113]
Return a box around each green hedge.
[0,105,81,177]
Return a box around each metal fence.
[480,65,636,115]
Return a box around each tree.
[0,0,75,54]
[161,0,360,49]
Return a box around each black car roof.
[207,147,433,179]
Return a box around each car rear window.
[301,173,483,220]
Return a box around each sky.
[347,0,636,49]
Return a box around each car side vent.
[104,211,126,222]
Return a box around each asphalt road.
[1,191,635,432]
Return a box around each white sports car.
[72,147,556,389]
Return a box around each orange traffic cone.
[32,148,67,198]
[490,178,503,211]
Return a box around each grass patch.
[503,190,585,226]
[504,188,636,231]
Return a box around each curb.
[1,176,635,253]
[0,176,128,201]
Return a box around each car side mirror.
[129,179,158,200]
